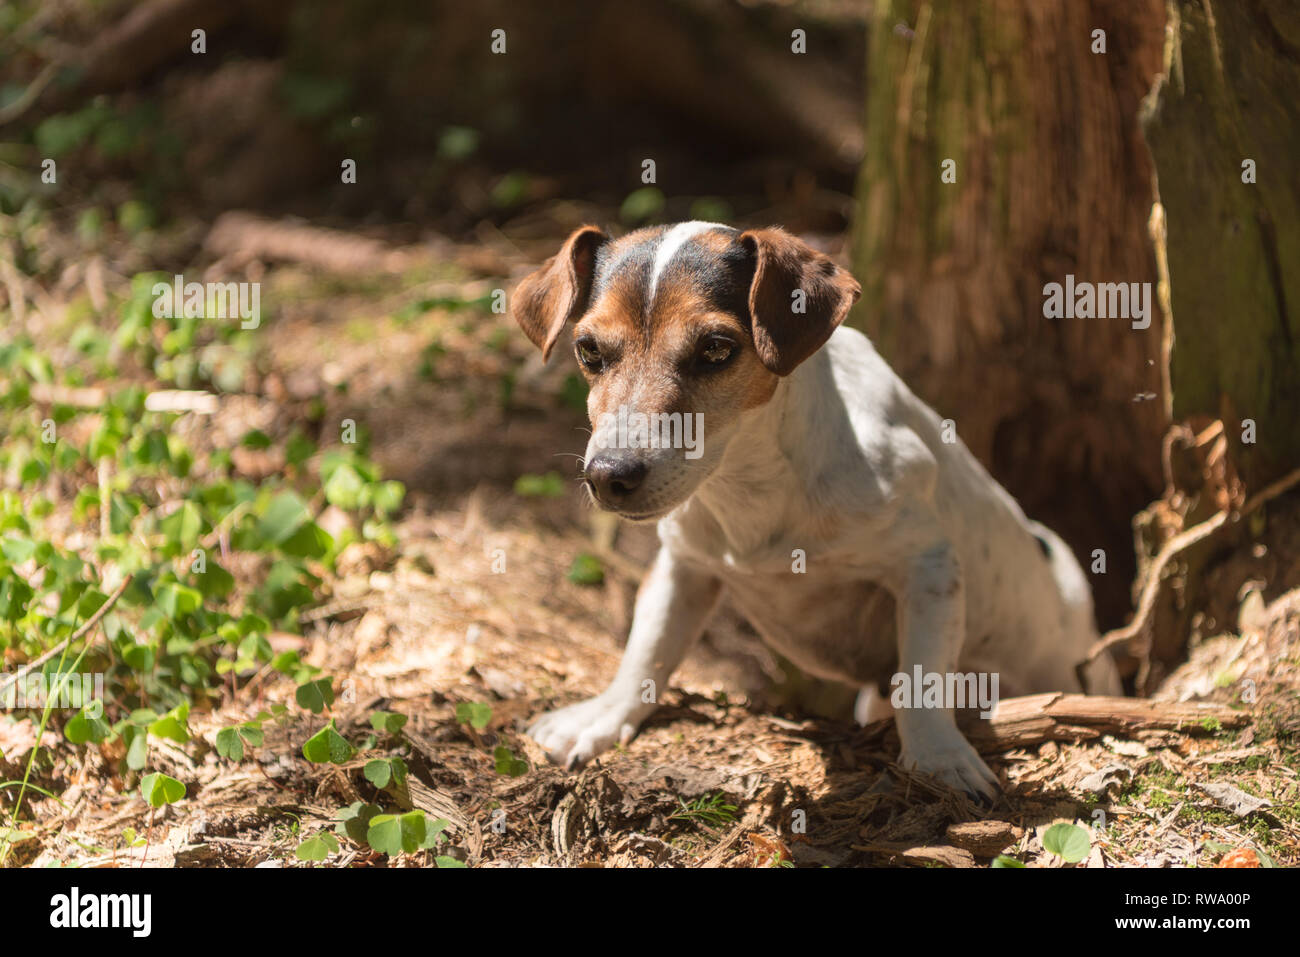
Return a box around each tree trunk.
[1140,0,1300,493]
[849,0,1168,626]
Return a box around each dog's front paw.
[898,728,1001,804]
[527,694,644,770]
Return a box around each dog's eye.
[697,336,736,368]
[575,339,603,372]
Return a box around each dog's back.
[817,325,1118,696]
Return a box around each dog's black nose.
[585,454,648,505]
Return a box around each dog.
[512,221,1121,801]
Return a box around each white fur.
[646,221,728,305]
[529,325,1120,800]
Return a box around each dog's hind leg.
[854,684,893,725]
[1029,521,1122,696]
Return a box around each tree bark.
[1140,0,1300,493]
[849,0,1168,626]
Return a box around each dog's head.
[512,222,860,521]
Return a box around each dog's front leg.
[528,546,721,769]
[893,541,1001,802]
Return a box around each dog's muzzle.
[584,452,649,509]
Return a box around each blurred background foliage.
[0,0,867,233]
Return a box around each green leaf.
[255,491,312,545]
[335,801,382,843]
[455,701,492,730]
[159,500,202,548]
[369,710,408,735]
[148,704,191,743]
[991,855,1026,868]
[122,643,154,671]
[513,472,565,498]
[124,725,149,771]
[281,520,333,560]
[493,745,528,778]
[0,537,37,564]
[364,756,407,790]
[296,677,335,714]
[140,772,186,807]
[369,481,405,516]
[0,826,37,846]
[420,817,450,849]
[1042,823,1091,864]
[155,581,202,619]
[0,576,34,621]
[239,723,264,748]
[364,758,392,789]
[215,727,244,761]
[365,814,404,856]
[65,707,112,744]
[619,186,665,224]
[295,831,340,862]
[285,432,316,467]
[301,721,354,764]
[435,855,466,868]
[366,810,431,856]
[194,560,235,599]
[323,464,365,510]
[567,553,604,586]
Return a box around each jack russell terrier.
[512,221,1121,801]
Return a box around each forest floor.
[2,214,1298,868]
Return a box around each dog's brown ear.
[739,227,861,376]
[512,225,608,361]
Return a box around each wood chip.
[944,820,1024,857]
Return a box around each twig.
[1078,464,1300,680]
[97,458,111,541]
[0,574,133,701]
[29,383,218,414]
[0,245,26,329]
[0,61,59,126]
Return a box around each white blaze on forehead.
[647,221,729,305]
